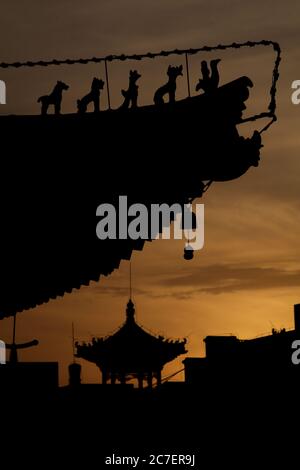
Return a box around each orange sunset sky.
[0,1,300,385]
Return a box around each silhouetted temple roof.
[0,76,262,318]
[76,299,187,370]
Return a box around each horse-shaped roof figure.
[38,81,69,115]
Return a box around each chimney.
[294,304,300,332]
[68,362,81,387]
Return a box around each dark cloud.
[91,263,300,299]
[91,284,149,297]
[158,264,300,295]
[1,1,299,59]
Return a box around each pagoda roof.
[76,299,187,372]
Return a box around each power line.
[0,40,279,70]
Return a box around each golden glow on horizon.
[0,0,300,386]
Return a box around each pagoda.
[75,299,187,388]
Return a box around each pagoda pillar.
[138,373,143,389]
[120,373,126,385]
[147,372,153,388]
[156,370,162,386]
[102,369,108,385]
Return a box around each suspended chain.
[0,40,281,130]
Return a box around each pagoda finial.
[126,298,135,322]
[129,261,132,300]
[126,261,135,322]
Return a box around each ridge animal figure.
[153,65,183,106]
[120,70,141,109]
[196,59,221,94]
[38,81,69,115]
[77,77,105,114]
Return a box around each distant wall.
[0,362,59,392]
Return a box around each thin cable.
[0,40,281,130]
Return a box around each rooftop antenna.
[68,322,81,387]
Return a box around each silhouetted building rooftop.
[184,303,300,385]
[76,298,187,388]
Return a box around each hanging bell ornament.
[183,244,194,260]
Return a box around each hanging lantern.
[183,245,194,260]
